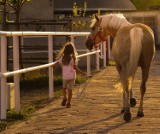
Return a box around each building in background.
[54,0,136,17]
[1,0,160,70]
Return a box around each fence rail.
[0,31,90,36]
[0,31,108,120]
[0,50,101,78]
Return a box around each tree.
[130,0,160,10]
[0,0,31,70]
[72,2,100,31]
[0,0,31,30]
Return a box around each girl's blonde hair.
[56,42,77,65]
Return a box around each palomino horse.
[85,14,155,122]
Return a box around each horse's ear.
[95,15,99,22]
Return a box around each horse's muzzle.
[85,39,95,51]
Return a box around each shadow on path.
[97,116,140,133]
[58,113,141,134]
[58,113,121,133]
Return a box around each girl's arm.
[51,61,59,68]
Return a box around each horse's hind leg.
[137,67,149,117]
[130,90,137,107]
[121,92,125,113]
[115,65,126,113]
[123,90,132,122]
[121,90,136,113]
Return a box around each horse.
[85,13,155,122]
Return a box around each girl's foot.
[66,103,71,108]
[61,98,67,106]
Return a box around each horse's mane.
[90,19,97,28]
[90,13,131,30]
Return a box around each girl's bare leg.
[67,88,72,104]
[66,89,72,108]
[62,88,67,99]
[61,88,67,106]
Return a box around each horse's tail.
[115,27,143,92]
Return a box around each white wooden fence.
[0,31,109,120]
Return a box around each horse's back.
[133,23,155,67]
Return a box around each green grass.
[19,73,87,89]
[7,110,28,121]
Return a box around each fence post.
[70,36,75,43]
[13,36,20,112]
[48,35,54,99]
[103,41,107,67]
[96,47,100,71]
[86,49,91,76]
[0,36,7,119]
[108,36,111,62]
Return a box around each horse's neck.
[108,22,131,37]
[103,18,131,37]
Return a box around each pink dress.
[58,57,76,80]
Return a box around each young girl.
[53,42,86,108]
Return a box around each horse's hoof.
[130,97,137,107]
[137,111,144,117]
[123,111,131,122]
[121,109,125,113]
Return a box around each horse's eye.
[91,27,95,30]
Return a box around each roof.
[54,0,136,13]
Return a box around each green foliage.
[109,61,116,66]
[22,105,36,113]
[0,0,31,30]
[18,70,87,89]
[0,123,7,132]
[7,110,28,120]
[0,0,31,9]
[20,78,48,89]
[60,1,101,31]
[20,75,62,89]
[72,2,87,17]
[131,0,160,10]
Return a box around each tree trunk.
[15,3,24,70]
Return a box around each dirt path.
[2,51,160,134]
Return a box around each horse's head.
[85,15,109,50]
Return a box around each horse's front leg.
[123,90,132,122]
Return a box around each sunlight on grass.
[109,61,116,66]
